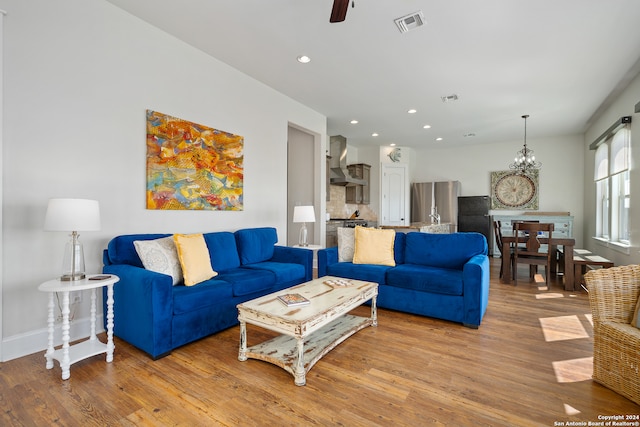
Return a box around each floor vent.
[394,11,425,34]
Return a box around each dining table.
[500,232,577,291]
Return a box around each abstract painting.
[146,110,244,210]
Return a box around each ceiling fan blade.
[330,0,350,23]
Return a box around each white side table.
[293,244,323,269]
[38,274,120,380]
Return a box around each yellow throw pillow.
[352,227,396,266]
[173,234,217,286]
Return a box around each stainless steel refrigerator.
[410,181,461,231]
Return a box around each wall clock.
[490,170,539,210]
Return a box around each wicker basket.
[584,264,640,405]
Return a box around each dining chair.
[513,222,554,286]
[493,220,513,279]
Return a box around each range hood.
[329,135,367,186]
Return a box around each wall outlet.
[70,291,82,305]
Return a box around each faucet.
[429,206,441,224]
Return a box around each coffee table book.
[277,293,310,307]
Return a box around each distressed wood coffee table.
[237,276,378,386]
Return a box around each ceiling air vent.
[394,11,425,34]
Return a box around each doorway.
[287,126,317,246]
[380,163,409,226]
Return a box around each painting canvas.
[146,110,244,210]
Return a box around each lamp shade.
[44,198,101,231]
[293,206,315,223]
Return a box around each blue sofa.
[102,227,312,359]
[317,231,490,328]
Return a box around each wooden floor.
[2,259,639,426]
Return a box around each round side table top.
[38,274,120,292]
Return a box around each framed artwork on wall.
[145,110,244,211]
[490,170,539,210]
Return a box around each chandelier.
[509,114,541,174]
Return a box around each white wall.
[409,134,585,246]
[0,0,326,360]
[583,72,640,266]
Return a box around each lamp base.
[61,233,86,282]
[298,223,309,247]
[60,273,86,281]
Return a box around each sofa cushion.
[235,227,277,265]
[405,232,487,270]
[353,227,396,266]
[203,231,241,271]
[174,234,217,286]
[386,264,464,296]
[326,262,390,287]
[393,232,406,265]
[107,233,169,267]
[242,262,305,284]
[214,268,276,297]
[172,278,233,315]
[134,236,183,285]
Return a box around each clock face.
[494,173,536,208]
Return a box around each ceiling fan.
[330,0,354,23]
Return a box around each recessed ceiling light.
[423,125,431,129]
[390,143,396,147]
[297,55,311,64]
[372,132,379,137]
[408,109,417,114]
[435,137,443,141]
[350,120,358,124]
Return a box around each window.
[593,123,631,248]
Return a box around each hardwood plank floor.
[2,259,639,426]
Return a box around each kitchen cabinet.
[326,220,341,248]
[345,163,370,204]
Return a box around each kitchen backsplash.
[327,185,377,220]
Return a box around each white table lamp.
[44,198,101,281]
[293,206,315,247]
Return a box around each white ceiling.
[106,0,640,148]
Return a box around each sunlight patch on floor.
[553,357,593,383]
[564,403,581,416]
[535,292,564,299]
[585,313,593,327]
[539,315,589,342]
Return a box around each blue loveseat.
[317,231,490,328]
[102,227,312,359]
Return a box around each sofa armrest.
[461,254,490,328]
[102,263,174,359]
[271,246,313,281]
[317,247,338,277]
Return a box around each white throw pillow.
[134,236,183,285]
[337,227,355,262]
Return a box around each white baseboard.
[2,314,105,362]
